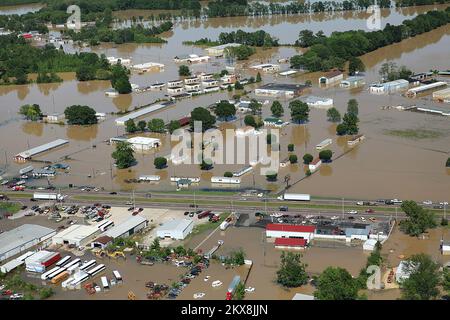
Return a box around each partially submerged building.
[304,96,333,109]
[319,70,343,85]
[52,224,100,247]
[156,219,194,240]
[14,139,69,162]
[368,79,409,94]
[255,83,308,98]
[104,215,148,239]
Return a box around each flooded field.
[0,3,43,15]
[0,6,449,201]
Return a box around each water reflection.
[21,122,44,137]
[66,124,99,141]
[319,164,333,176]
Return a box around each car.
[127,207,134,211]
[245,287,255,293]
[356,201,364,206]
[193,292,205,299]
[434,205,444,209]
[188,212,194,217]
[94,286,101,292]
[369,217,377,222]
[109,192,117,195]
[440,202,449,206]
[184,211,190,216]
[422,200,433,205]
[211,280,222,287]
[365,209,374,213]
[138,208,144,212]
[279,206,288,211]
[189,204,199,208]
[30,198,37,202]
[125,201,133,205]
[347,210,358,214]
[360,217,366,221]
[330,216,339,220]
[348,216,355,220]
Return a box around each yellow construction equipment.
[108,251,126,259]
[128,291,136,300]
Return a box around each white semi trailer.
[277,193,311,201]
[33,193,65,201]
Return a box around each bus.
[67,262,81,274]
[41,266,61,280]
[70,273,89,287]
[112,270,122,283]
[46,267,67,280]
[51,271,69,284]
[64,258,81,269]
[86,264,106,277]
[79,260,96,271]
[98,220,114,232]
[101,276,109,290]
[56,256,71,267]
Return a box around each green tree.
[190,107,216,132]
[112,142,135,169]
[288,144,294,152]
[443,268,450,295]
[326,107,341,122]
[347,99,359,116]
[271,101,284,118]
[303,153,313,164]
[64,105,98,125]
[114,76,132,94]
[249,99,262,115]
[276,251,308,287]
[244,114,256,128]
[342,112,359,135]
[150,237,161,251]
[446,157,450,167]
[39,288,54,300]
[214,100,236,120]
[110,64,131,94]
[256,71,262,82]
[289,154,298,164]
[19,104,42,121]
[266,172,277,181]
[167,120,181,134]
[178,65,191,76]
[314,267,359,300]
[154,157,167,169]
[401,254,440,300]
[125,119,138,133]
[289,100,309,123]
[76,65,96,81]
[224,171,233,177]
[234,81,244,90]
[319,149,333,162]
[137,120,147,132]
[348,57,365,75]
[233,282,246,300]
[336,123,348,135]
[399,201,436,236]
[148,118,166,133]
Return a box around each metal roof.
[157,219,193,233]
[15,139,69,159]
[0,224,55,258]
[104,215,148,239]
[115,102,173,125]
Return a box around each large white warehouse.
[156,219,194,240]
[52,225,100,247]
[104,215,148,239]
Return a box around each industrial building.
[368,79,409,94]
[90,236,114,249]
[174,54,210,63]
[0,224,56,262]
[406,81,447,97]
[432,87,450,101]
[304,96,333,109]
[156,219,194,240]
[115,101,173,125]
[255,83,308,98]
[14,139,69,162]
[205,43,241,56]
[25,250,61,273]
[104,215,148,239]
[251,64,280,73]
[52,225,100,247]
[127,137,161,151]
[340,76,365,88]
[132,62,165,72]
[266,224,315,242]
[319,70,343,85]
[274,238,308,250]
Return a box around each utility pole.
[341,198,344,219]
[395,206,398,221]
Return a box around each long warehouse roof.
[0,224,55,257]
[115,102,173,125]
[14,139,69,159]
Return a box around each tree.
[443,268,450,295]
[348,57,365,75]
[441,218,448,226]
[249,99,262,115]
[446,157,450,167]
[214,100,236,120]
[125,119,138,133]
[226,45,256,60]
[266,133,276,145]
[319,149,333,162]
[112,142,135,169]
[276,252,308,288]
[154,157,167,169]
[190,107,216,132]
[289,100,309,123]
[148,118,165,133]
[168,120,181,134]
[114,76,132,94]
[347,99,359,116]
[39,288,54,300]
[137,120,147,132]
[256,72,262,82]
[244,115,256,128]
[19,104,42,121]
[271,101,284,118]
[314,267,359,300]
[289,154,298,164]
[336,123,347,135]
[76,65,96,81]
[64,105,98,125]
[150,237,161,251]
[200,159,213,170]
[234,81,244,90]
[224,171,233,177]
[327,107,341,122]
[233,282,246,300]
[342,112,359,135]
[288,144,294,152]
[266,172,277,181]
[399,201,436,236]
[110,64,131,94]
[178,65,191,76]
[303,153,313,164]
[401,254,440,300]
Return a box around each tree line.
[290,7,450,71]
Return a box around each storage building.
[156,219,194,240]
[206,43,241,56]
[368,79,409,94]
[266,224,315,242]
[363,239,378,251]
[52,224,100,247]
[25,250,61,273]
[308,158,322,172]
[127,137,161,151]
[14,139,69,162]
[104,215,148,239]
[432,87,450,101]
[319,70,343,85]
[340,76,365,88]
[90,236,114,249]
[255,83,308,98]
[0,224,56,262]
[304,96,333,109]
[274,238,308,250]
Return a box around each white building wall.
[266,230,314,241]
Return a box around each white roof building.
[304,96,334,109]
[104,215,148,239]
[14,139,69,162]
[363,239,378,251]
[127,137,161,151]
[156,219,194,240]
[52,224,100,247]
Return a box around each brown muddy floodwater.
[0,6,449,201]
[0,3,43,15]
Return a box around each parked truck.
[277,193,311,201]
[33,193,65,201]
[226,275,241,300]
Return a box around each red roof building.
[274,238,308,248]
[266,223,316,241]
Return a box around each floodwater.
[0,3,44,16]
[0,6,449,200]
